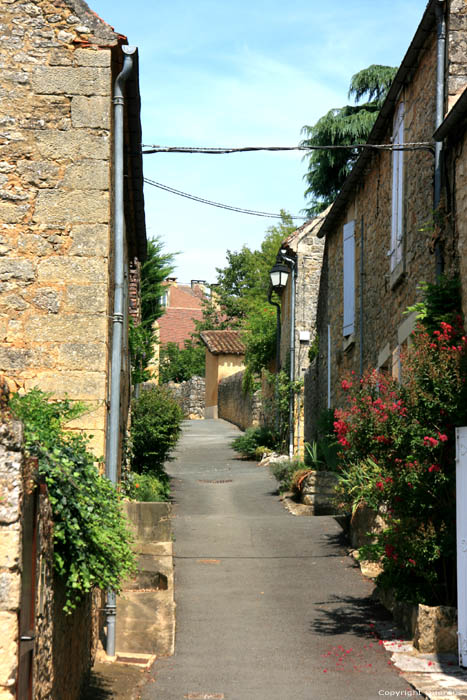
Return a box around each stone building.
[0,0,146,459]
[0,1,146,697]
[273,215,326,455]
[435,85,467,320]
[307,0,467,433]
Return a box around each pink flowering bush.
[335,320,467,605]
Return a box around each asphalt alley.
[142,419,412,700]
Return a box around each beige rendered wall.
[204,350,219,418]
[0,4,117,457]
[205,352,244,418]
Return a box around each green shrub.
[131,385,183,473]
[122,470,170,502]
[10,389,136,613]
[231,426,279,459]
[159,340,205,383]
[269,458,305,492]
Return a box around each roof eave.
[434,86,467,141]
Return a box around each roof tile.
[200,330,245,355]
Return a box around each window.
[343,220,355,337]
[390,102,405,275]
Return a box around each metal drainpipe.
[105,45,136,659]
[280,251,296,458]
[434,0,446,277]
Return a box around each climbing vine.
[10,389,136,613]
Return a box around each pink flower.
[408,559,416,566]
[375,481,384,491]
[424,436,439,448]
[341,379,353,391]
[385,544,398,561]
[375,435,390,444]
[438,433,448,442]
[428,464,441,473]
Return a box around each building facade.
[307,0,467,433]
[0,0,146,459]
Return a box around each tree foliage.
[194,211,296,335]
[159,340,206,383]
[301,65,397,214]
[130,385,184,473]
[191,212,297,390]
[130,237,176,385]
[140,239,176,325]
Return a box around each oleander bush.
[335,315,467,605]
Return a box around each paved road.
[142,419,411,700]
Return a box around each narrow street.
[142,419,412,700]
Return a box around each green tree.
[140,238,176,324]
[194,211,296,336]
[159,340,206,383]
[301,65,397,214]
[130,237,176,384]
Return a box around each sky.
[90,0,428,284]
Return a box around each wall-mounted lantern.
[269,262,290,292]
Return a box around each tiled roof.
[167,284,205,309]
[200,330,245,355]
[158,308,204,347]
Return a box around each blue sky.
[91,0,427,283]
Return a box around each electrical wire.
[143,177,308,220]
[142,141,434,219]
[142,142,435,155]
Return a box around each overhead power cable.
[143,177,308,220]
[142,142,434,155]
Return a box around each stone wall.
[0,417,23,700]
[448,121,467,329]
[218,371,261,431]
[0,392,99,699]
[278,218,326,454]
[165,376,205,419]
[448,0,467,109]
[0,0,123,458]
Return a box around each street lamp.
[269,261,290,292]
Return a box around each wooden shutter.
[343,220,355,336]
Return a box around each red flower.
[438,433,448,442]
[375,480,384,491]
[408,559,416,566]
[428,464,441,473]
[341,379,353,391]
[424,436,439,448]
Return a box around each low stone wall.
[117,502,175,657]
[298,470,339,515]
[165,376,205,419]
[218,370,261,431]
